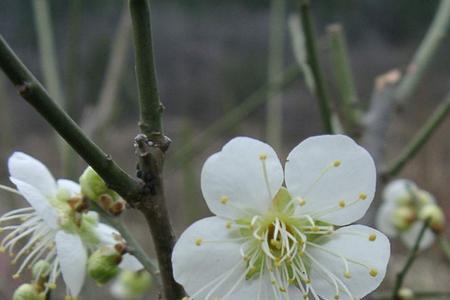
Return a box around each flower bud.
[32,260,51,279]
[419,204,445,233]
[13,284,44,300]
[80,167,110,201]
[87,246,122,285]
[392,206,416,230]
[111,270,152,299]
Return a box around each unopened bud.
[419,204,445,233]
[13,284,44,300]
[87,246,122,285]
[392,206,416,230]
[80,167,110,201]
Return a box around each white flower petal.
[308,225,390,300]
[55,231,87,297]
[119,254,143,272]
[57,179,80,196]
[285,135,376,225]
[201,137,283,219]
[400,222,435,250]
[10,178,59,229]
[94,223,120,245]
[383,179,416,204]
[8,152,56,197]
[375,202,398,237]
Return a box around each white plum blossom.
[0,152,141,299]
[376,179,442,250]
[172,135,390,300]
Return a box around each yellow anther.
[12,274,20,279]
[303,295,309,300]
[279,287,287,293]
[359,193,367,200]
[225,221,232,229]
[298,197,306,206]
[312,226,320,232]
[0,246,5,253]
[305,278,311,284]
[220,196,229,204]
[338,200,346,208]
[334,295,340,300]
[270,239,282,249]
[369,268,378,277]
[182,297,190,300]
[195,238,203,246]
[369,233,377,241]
[274,257,282,267]
[344,271,351,279]
[271,280,276,285]
[333,160,341,167]
[259,153,268,160]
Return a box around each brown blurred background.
[0,0,449,298]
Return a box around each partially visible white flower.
[376,179,443,250]
[172,135,390,300]
[0,152,142,299]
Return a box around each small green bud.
[32,260,51,279]
[392,206,416,231]
[87,246,121,285]
[13,284,44,300]
[112,270,152,299]
[419,204,445,232]
[80,167,109,201]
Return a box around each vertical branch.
[326,23,361,133]
[395,0,450,107]
[266,0,285,150]
[298,0,334,133]
[129,1,184,299]
[129,0,163,140]
[0,75,13,151]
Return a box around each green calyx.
[79,167,120,202]
[87,246,122,285]
[32,260,51,279]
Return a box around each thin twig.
[0,35,140,202]
[298,0,334,133]
[326,23,361,133]
[383,92,450,178]
[391,220,430,300]
[395,0,450,107]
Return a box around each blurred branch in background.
[395,0,450,108]
[373,290,450,300]
[32,0,75,177]
[297,0,334,133]
[81,5,131,139]
[383,92,450,178]
[169,65,302,170]
[438,235,450,264]
[326,23,362,135]
[361,70,401,166]
[266,0,285,151]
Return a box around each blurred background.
[0,0,449,298]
